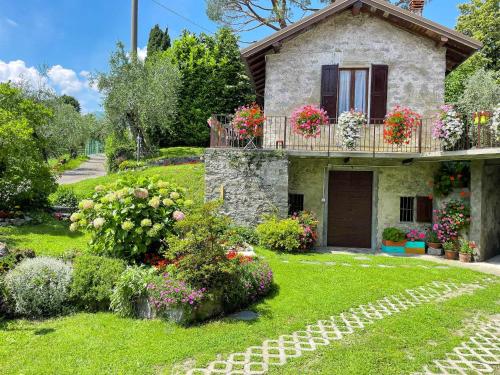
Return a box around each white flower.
[69,212,82,222]
[93,217,106,229]
[133,188,149,199]
[337,111,367,150]
[69,222,79,232]
[170,191,180,200]
[79,199,94,210]
[491,104,500,142]
[148,196,160,209]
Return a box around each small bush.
[223,225,258,247]
[104,133,136,172]
[110,266,159,317]
[70,255,126,311]
[292,211,319,251]
[4,257,72,318]
[70,175,190,260]
[382,227,406,242]
[0,248,36,274]
[50,186,79,207]
[165,202,234,289]
[223,257,273,312]
[118,160,145,171]
[256,216,303,252]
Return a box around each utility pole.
[131,0,138,59]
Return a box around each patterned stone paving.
[187,279,492,375]
[414,316,500,374]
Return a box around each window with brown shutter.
[321,65,339,119]
[416,196,433,223]
[369,64,388,124]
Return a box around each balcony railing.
[209,115,500,155]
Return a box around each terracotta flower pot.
[459,253,472,263]
[444,250,458,260]
[427,242,441,249]
[383,239,407,247]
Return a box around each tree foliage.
[147,24,171,57]
[95,42,180,152]
[457,69,499,114]
[166,28,254,146]
[207,0,429,31]
[60,94,81,113]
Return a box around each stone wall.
[204,149,289,226]
[264,11,445,118]
[288,157,439,247]
[470,159,500,261]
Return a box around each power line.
[149,0,214,34]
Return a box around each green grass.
[0,248,498,374]
[147,146,205,162]
[49,155,89,173]
[63,163,205,203]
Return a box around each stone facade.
[470,159,500,261]
[204,149,289,226]
[289,157,439,247]
[264,11,445,118]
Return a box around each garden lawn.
[49,155,89,173]
[148,146,204,161]
[1,248,499,375]
[63,163,205,203]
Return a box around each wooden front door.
[328,171,373,248]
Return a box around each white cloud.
[137,47,147,61]
[5,18,18,27]
[0,59,101,113]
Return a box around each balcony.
[209,115,500,158]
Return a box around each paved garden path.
[58,154,106,185]
[187,279,491,375]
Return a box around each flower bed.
[432,105,464,149]
[290,105,329,138]
[337,110,367,150]
[433,199,470,243]
[383,106,421,145]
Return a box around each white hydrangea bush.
[4,257,72,318]
[337,110,367,150]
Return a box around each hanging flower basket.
[232,103,265,140]
[337,110,367,150]
[290,105,329,138]
[383,106,422,145]
[432,105,464,150]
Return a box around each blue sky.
[0,0,465,113]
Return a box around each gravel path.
[58,154,106,185]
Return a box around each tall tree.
[147,24,171,57]
[166,28,254,146]
[206,0,429,31]
[60,94,81,113]
[96,42,180,152]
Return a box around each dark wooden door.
[328,171,373,248]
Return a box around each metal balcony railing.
[209,115,500,155]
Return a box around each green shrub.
[104,133,135,172]
[165,202,235,289]
[256,216,303,252]
[110,266,159,317]
[50,186,79,207]
[0,248,36,274]
[382,227,406,242]
[70,175,190,260]
[118,160,145,171]
[70,255,126,311]
[292,211,319,251]
[4,257,72,318]
[223,225,258,247]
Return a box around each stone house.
[205,0,500,260]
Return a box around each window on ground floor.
[288,193,304,215]
[400,196,415,222]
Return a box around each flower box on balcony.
[405,241,426,254]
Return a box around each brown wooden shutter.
[370,64,388,124]
[321,65,339,119]
[416,196,433,223]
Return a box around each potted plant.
[290,104,329,138]
[337,110,367,150]
[382,227,407,246]
[426,230,442,256]
[458,238,476,263]
[432,105,464,150]
[232,103,265,142]
[443,241,458,260]
[404,229,426,254]
[383,106,421,145]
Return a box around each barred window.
[288,193,304,215]
[400,197,414,222]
